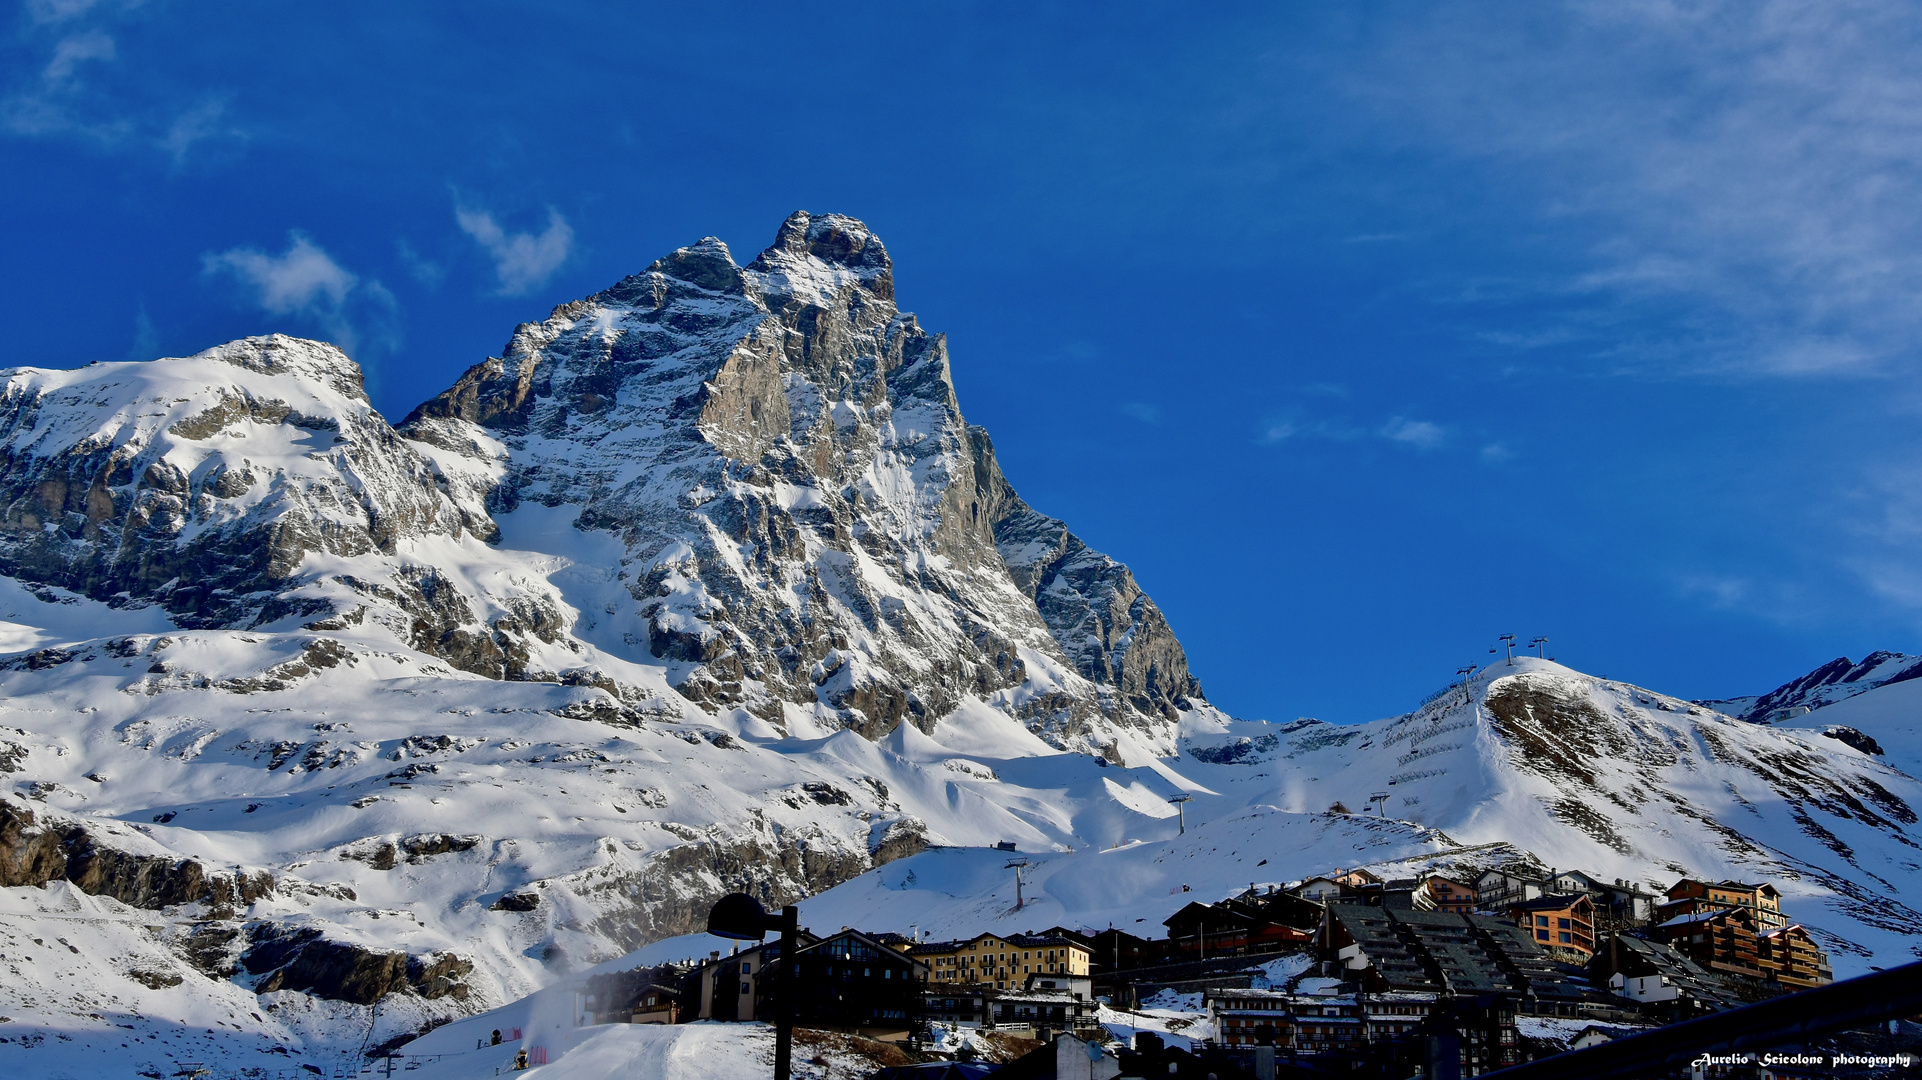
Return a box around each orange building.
[1506,893,1596,959]
[1421,874,1479,914]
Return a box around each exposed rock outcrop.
[402,211,1210,750]
[0,795,272,910]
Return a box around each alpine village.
[564,862,1840,1080]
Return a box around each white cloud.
[1120,402,1161,424]
[26,0,115,24]
[159,99,235,164]
[3,1,235,162]
[456,205,573,295]
[1340,0,1922,377]
[42,31,114,84]
[1380,417,1447,449]
[1479,442,1514,464]
[202,233,393,355]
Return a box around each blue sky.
[5,0,1922,722]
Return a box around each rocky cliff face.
[0,214,1211,754]
[401,211,1207,753]
[0,213,1226,1058]
[0,336,574,680]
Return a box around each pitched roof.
[1507,893,1594,913]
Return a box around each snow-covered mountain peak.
[747,210,895,300]
[400,211,1208,751]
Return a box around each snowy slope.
[607,661,1922,982]
[1776,676,1922,776]
[1,214,1920,1079]
[1175,658,1922,969]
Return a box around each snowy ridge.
[1177,658,1922,963]
[1699,650,1922,724]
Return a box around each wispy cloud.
[42,30,113,84]
[1379,417,1447,450]
[3,0,237,163]
[1119,402,1161,425]
[158,98,237,165]
[1261,408,1468,454]
[25,0,128,25]
[1340,0,1922,378]
[396,240,444,288]
[456,205,573,295]
[202,233,395,356]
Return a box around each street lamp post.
[708,893,799,1080]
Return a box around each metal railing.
[1481,960,1922,1080]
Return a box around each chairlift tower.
[1168,793,1194,835]
[1492,634,1518,666]
[1368,791,1391,815]
[1455,665,1476,693]
[1530,636,1550,660]
[1005,857,1034,910]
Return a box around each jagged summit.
[401,211,1207,751]
[0,213,1207,755]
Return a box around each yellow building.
[1659,879,1787,931]
[911,932,1091,989]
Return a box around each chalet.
[1163,899,1313,959]
[1421,873,1479,914]
[627,984,683,1025]
[1231,885,1327,930]
[1553,871,1657,924]
[696,931,820,1021]
[576,965,690,1026]
[922,988,989,1028]
[1657,879,1788,931]
[1506,893,1597,960]
[777,928,929,1040]
[1333,868,1382,888]
[1087,927,1158,972]
[1587,934,1743,1018]
[1292,876,1346,902]
[1756,924,1833,989]
[1650,907,1767,982]
[986,987,1100,1041]
[1652,907,1831,990]
[1473,868,1546,910]
[1378,877,1433,910]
